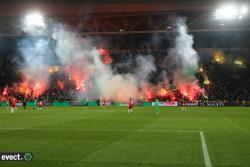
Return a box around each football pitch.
[0,106,250,167]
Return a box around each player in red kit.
[102,98,106,108]
[128,98,134,113]
[38,100,43,111]
[10,97,17,114]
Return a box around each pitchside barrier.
[0,102,7,107]
[0,101,250,107]
[142,102,152,106]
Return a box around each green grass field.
[0,106,250,167]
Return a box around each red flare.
[2,86,8,96]
[98,48,112,64]
[65,64,87,92]
[57,80,64,90]
[177,81,203,101]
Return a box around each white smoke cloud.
[18,38,50,96]
[135,55,156,81]
[169,18,199,81]
[166,18,203,98]
[51,25,157,101]
[18,12,51,97]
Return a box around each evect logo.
[24,153,33,161]
[0,152,33,161]
[1,153,22,161]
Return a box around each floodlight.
[215,4,248,20]
[22,11,46,35]
[215,5,238,20]
[24,12,46,28]
[240,6,248,15]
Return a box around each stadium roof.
[1,0,248,16]
[0,0,249,36]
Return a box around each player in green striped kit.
[33,99,37,110]
[83,97,88,106]
[155,99,160,115]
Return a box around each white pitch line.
[0,128,199,133]
[200,131,212,167]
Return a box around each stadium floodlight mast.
[215,4,248,20]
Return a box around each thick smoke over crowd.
[14,16,203,101]
[169,19,198,79]
[166,18,204,100]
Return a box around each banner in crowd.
[152,101,178,107]
[184,102,199,106]
[118,102,142,106]
[44,102,52,106]
[70,101,84,106]
[119,103,129,106]
[16,102,23,106]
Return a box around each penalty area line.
[200,131,212,167]
[0,127,210,166]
